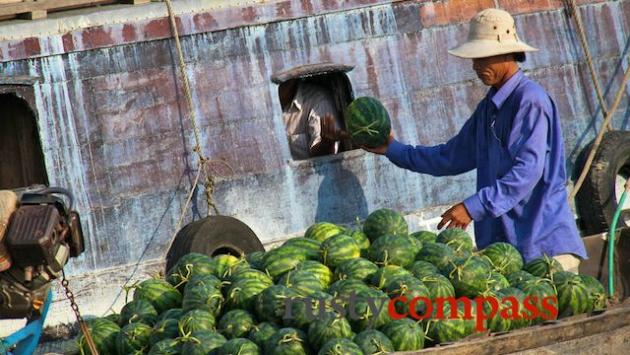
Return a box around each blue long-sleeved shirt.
[386,70,587,262]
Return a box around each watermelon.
[506,270,536,287]
[262,246,308,280]
[133,279,182,314]
[264,327,309,355]
[217,338,260,355]
[249,322,279,348]
[278,269,325,296]
[156,308,185,323]
[318,338,364,355]
[480,290,511,333]
[577,274,606,311]
[215,254,249,279]
[367,235,417,267]
[424,300,477,344]
[436,228,473,256]
[166,253,217,290]
[384,275,431,317]
[320,234,361,269]
[148,338,180,355]
[445,256,493,298]
[104,313,120,325]
[408,260,439,279]
[219,309,255,339]
[115,322,152,354]
[255,285,301,324]
[362,208,408,241]
[334,258,379,282]
[553,271,591,317]
[185,274,224,292]
[486,271,510,293]
[348,288,392,332]
[295,260,334,290]
[308,313,354,349]
[182,280,224,316]
[304,222,345,242]
[410,230,437,244]
[77,318,120,355]
[353,329,395,354]
[181,330,226,355]
[230,268,273,286]
[119,299,158,326]
[498,287,531,329]
[420,273,456,300]
[225,278,270,312]
[524,255,563,280]
[344,96,392,148]
[416,242,456,272]
[282,237,322,260]
[381,318,425,351]
[247,251,266,271]
[348,229,370,253]
[480,242,524,275]
[149,318,179,344]
[370,265,412,289]
[328,279,372,301]
[518,278,558,324]
[285,292,333,329]
[179,309,216,335]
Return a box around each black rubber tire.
[575,131,630,236]
[165,215,265,272]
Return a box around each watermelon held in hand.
[318,338,364,355]
[344,96,392,148]
[78,318,120,355]
[381,318,425,351]
[362,208,408,241]
[480,242,524,275]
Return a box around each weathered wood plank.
[0,0,115,18]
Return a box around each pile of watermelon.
[79,208,607,354]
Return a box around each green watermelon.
[103,313,120,325]
[445,256,493,298]
[328,279,372,301]
[116,322,152,354]
[149,318,179,344]
[225,278,270,312]
[255,285,301,324]
[348,229,371,253]
[285,292,333,329]
[524,255,563,280]
[362,208,408,241]
[436,228,473,256]
[264,327,309,355]
[518,279,558,324]
[179,309,216,334]
[506,270,536,287]
[282,237,322,260]
[381,318,425,351]
[408,260,439,279]
[185,274,224,292]
[370,265,412,289]
[367,235,417,267]
[278,269,325,296]
[119,299,158,326]
[480,290,511,333]
[77,318,120,355]
[215,254,249,279]
[480,242,524,275]
[410,230,437,244]
[416,242,456,272]
[344,96,392,148]
[577,274,606,311]
[304,222,345,242]
[334,258,379,282]
[553,271,591,317]
[148,338,180,354]
[229,268,274,286]
[486,271,510,293]
[320,234,361,269]
[385,275,431,317]
[318,338,363,355]
[248,322,279,348]
[166,253,217,290]
[424,301,477,344]
[156,308,185,323]
[217,338,260,355]
[420,273,456,300]
[262,246,308,280]
[219,309,255,339]
[182,280,224,316]
[499,287,531,329]
[348,288,392,332]
[353,329,395,354]
[308,313,354,349]
[295,260,334,290]
[246,251,266,271]
[180,330,226,355]
[133,279,182,314]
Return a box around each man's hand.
[361,132,394,155]
[321,114,350,141]
[438,203,472,230]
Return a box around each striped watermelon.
[334,258,379,282]
[264,327,309,355]
[166,253,217,290]
[320,234,361,269]
[148,338,180,355]
[156,308,185,323]
[344,96,392,148]
[480,290,511,333]
[518,278,558,324]
[285,292,333,329]
[78,318,120,355]
[179,309,216,334]
[480,242,524,275]
[499,287,531,329]
[248,322,279,348]
[119,299,158,326]
[353,329,395,354]
[381,318,425,351]
[318,338,363,355]
[218,309,255,339]
[523,255,563,280]
[104,313,120,325]
[255,285,301,324]
[506,270,536,287]
[225,278,270,312]
[424,301,477,344]
[328,279,372,300]
[295,260,334,289]
[133,279,182,314]
[409,260,439,279]
[185,274,223,292]
[214,254,249,280]
[486,271,510,293]
[278,269,324,296]
[445,256,493,298]
[217,338,260,355]
[308,313,354,349]
[304,222,345,242]
[348,229,371,253]
[420,273,456,300]
[362,208,408,241]
[348,288,392,332]
[436,228,473,256]
[367,235,417,267]
[181,330,226,355]
[182,280,224,316]
[385,275,431,317]
[262,246,308,280]
[577,274,606,311]
[282,237,322,260]
[410,230,437,244]
[370,265,412,289]
[416,242,455,272]
[553,271,591,317]
[149,318,179,344]
[116,322,152,355]
[230,268,273,286]
[246,251,266,271]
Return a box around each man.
[279,78,346,160]
[365,8,587,272]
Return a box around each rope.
[565,0,612,131]
[164,0,219,216]
[569,63,630,201]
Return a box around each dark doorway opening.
[0,93,48,189]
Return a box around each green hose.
[608,178,630,297]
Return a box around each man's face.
[472,54,513,86]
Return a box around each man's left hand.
[438,203,472,230]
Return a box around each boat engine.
[0,186,84,319]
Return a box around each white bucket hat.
[448,8,538,59]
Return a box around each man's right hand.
[361,132,394,155]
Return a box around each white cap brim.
[448,39,538,59]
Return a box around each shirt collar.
[488,70,525,109]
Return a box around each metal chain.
[61,270,99,355]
